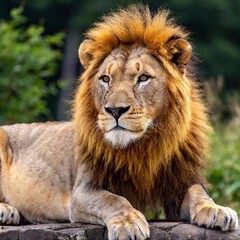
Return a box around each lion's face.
[93,47,168,148]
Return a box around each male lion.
[0,5,238,240]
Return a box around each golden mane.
[81,5,187,65]
[73,5,211,214]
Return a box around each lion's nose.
[105,106,130,119]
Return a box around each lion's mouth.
[107,125,139,133]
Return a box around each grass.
[206,123,240,215]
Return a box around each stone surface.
[0,222,239,240]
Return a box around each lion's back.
[2,122,74,157]
[1,121,76,186]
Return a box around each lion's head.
[75,5,194,148]
[73,5,210,195]
[91,46,169,148]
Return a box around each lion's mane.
[73,5,211,218]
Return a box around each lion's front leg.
[180,184,238,231]
[70,186,150,240]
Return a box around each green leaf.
[0,7,64,123]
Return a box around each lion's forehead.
[99,47,152,77]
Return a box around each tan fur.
[0,5,238,239]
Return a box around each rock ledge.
[0,221,239,240]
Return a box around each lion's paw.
[191,202,238,231]
[107,208,150,240]
[0,203,20,225]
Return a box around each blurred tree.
[0,0,138,120]
[0,8,64,124]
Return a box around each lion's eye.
[99,75,110,83]
[137,74,152,89]
[138,75,149,82]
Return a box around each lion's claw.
[107,208,149,240]
[191,203,238,231]
[0,203,20,225]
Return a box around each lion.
[0,4,238,240]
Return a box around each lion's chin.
[104,129,141,149]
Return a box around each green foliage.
[0,8,64,124]
[207,124,240,215]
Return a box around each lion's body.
[0,122,74,222]
[0,5,238,239]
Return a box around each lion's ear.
[165,39,192,74]
[78,39,94,68]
